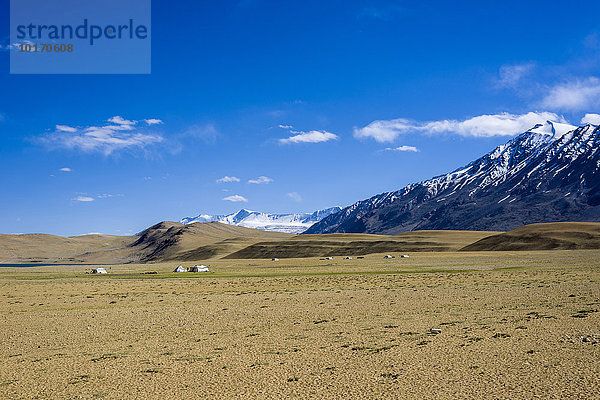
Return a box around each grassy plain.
[1,250,599,399]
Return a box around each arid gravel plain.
[1,250,599,399]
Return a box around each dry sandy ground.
[1,251,599,399]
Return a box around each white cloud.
[354,112,569,142]
[216,176,240,183]
[279,129,338,144]
[40,116,164,155]
[59,167,72,172]
[248,176,273,184]
[541,77,600,111]
[97,193,123,199]
[223,195,248,202]
[287,192,302,202]
[353,118,415,142]
[74,196,94,202]
[0,40,32,52]
[144,118,163,125]
[108,116,136,126]
[496,63,535,88]
[581,113,600,125]
[56,125,77,132]
[385,145,419,152]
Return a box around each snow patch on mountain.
[305,120,600,234]
[181,207,342,234]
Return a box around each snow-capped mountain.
[305,121,600,234]
[181,207,342,234]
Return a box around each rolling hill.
[0,222,292,264]
[3,221,600,264]
[225,230,501,259]
[460,222,600,251]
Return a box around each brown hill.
[8,221,598,263]
[225,230,501,259]
[460,222,600,251]
[125,221,292,262]
[0,233,134,264]
[0,222,293,264]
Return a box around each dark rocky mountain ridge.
[305,121,600,234]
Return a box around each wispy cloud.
[39,116,164,155]
[287,192,302,202]
[56,125,77,132]
[59,167,72,172]
[583,32,600,50]
[217,176,240,183]
[581,113,600,125]
[0,37,33,52]
[182,123,219,143]
[107,116,136,126]
[278,125,338,144]
[73,193,122,202]
[74,196,94,202]
[223,194,248,202]
[248,176,273,184]
[144,118,163,125]
[495,63,535,88]
[359,4,404,21]
[354,112,569,142]
[385,145,419,152]
[541,77,600,111]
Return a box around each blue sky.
[1,0,600,236]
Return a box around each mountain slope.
[305,121,600,234]
[181,207,342,234]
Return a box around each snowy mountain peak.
[527,120,575,138]
[181,206,342,234]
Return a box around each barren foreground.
[1,251,599,399]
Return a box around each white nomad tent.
[173,266,187,272]
[189,265,210,273]
[272,258,279,261]
[91,267,107,274]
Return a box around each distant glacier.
[180,207,342,234]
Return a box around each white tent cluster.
[173,265,211,273]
